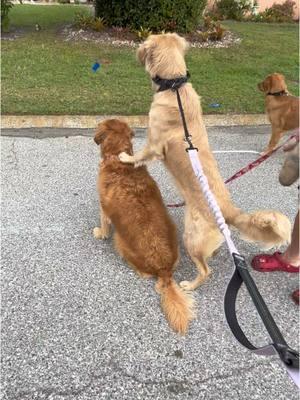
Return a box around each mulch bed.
[1,28,26,41]
[60,25,242,48]
[1,24,241,48]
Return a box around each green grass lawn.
[1,6,299,115]
[8,4,91,29]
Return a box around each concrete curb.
[1,114,269,129]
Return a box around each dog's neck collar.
[267,90,288,97]
[152,71,190,93]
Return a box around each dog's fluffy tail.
[226,209,291,249]
[157,277,195,335]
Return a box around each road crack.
[11,358,277,399]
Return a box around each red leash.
[167,134,298,208]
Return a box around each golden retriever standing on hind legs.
[93,119,194,334]
[119,33,291,291]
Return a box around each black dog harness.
[267,90,289,96]
[152,72,195,151]
[152,71,190,93]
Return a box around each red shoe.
[292,289,299,305]
[251,252,300,273]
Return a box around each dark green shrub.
[1,0,13,32]
[214,0,255,20]
[94,0,207,33]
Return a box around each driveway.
[1,126,298,399]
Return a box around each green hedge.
[94,0,207,32]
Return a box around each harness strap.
[175,89,196,151]
[152,71,190,92]
[267,90,288,96]
[152,72,195,150]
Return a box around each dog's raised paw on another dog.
[118,152,134,163]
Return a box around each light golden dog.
[119,33,291,291]
[93,119,194,334]
[258,73,299,153]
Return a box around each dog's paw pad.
[119,152,133,163]
[180,280,194,291]
[93,227,108,239]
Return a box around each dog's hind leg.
[180,213,223,291]
[180,254,211,291]
[114,232,154,278]
[93,203,111,239]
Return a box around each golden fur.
[119,33,291,291]
[93,119,194,334]
[258,73,299,153]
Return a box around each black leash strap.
[225,253,299,370]
[175,89,196,151]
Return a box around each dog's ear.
[94,123,107,145]
[172,33,189,54]
[137,42,148,65]
[137,38,155,66]
[122,123,135,138]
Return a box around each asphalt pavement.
[1,126,299,400]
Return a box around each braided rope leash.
[174,86,300,387]
[224,134,298,184]
[167,134,298,208]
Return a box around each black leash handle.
[225,253,299,369]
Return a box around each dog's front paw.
[119,152,134,164]
[93,227,109,240]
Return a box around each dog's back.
[94,119,194,334]
[99,159,178,275]
[266,95,299,131]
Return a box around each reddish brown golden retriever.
[93,119,194,334]
[258,73,299,153]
